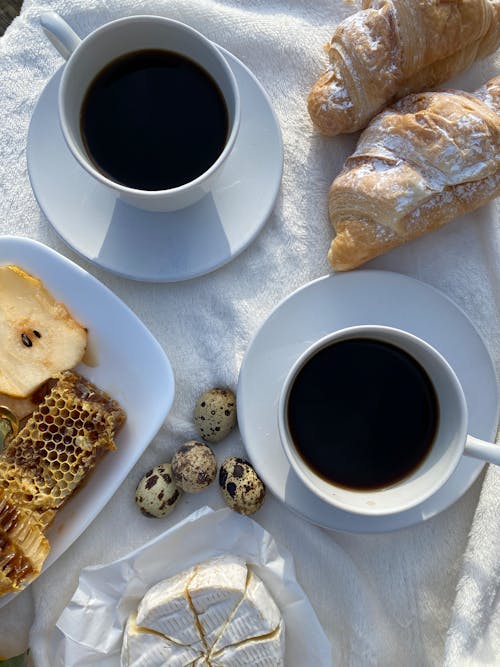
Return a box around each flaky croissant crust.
[328,77,500,271]
[308,0,500,135]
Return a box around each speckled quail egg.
[135,463,181,518]
[194,388,237,443]
[171,441,217,493]
[218,457,266,515]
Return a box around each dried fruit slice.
[0,265,87,398]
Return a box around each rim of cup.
[277,325,468,517]
[57,15,241,199]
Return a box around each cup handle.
[464,434,500,466]
[40,11,81,60]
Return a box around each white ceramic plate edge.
[0,235,175,607]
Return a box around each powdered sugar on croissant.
[328,77,500,271]
[308,0,500,136]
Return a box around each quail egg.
[219,457,266,515]
[194,388,237,443]
[135,463,181,518]
[171,441,217,493]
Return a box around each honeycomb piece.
[0,473,55,530]
[0,487,50,595]
[0,371,126,528]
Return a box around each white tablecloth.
[0,1,499,665]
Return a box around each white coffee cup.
[40,12,240,212]
[278,325,500,516]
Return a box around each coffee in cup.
[278,325,500,516]
[286,336,439,491]
[80,49,229,192]
[40,12,240,212]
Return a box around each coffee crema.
[80,49,229,191]
[286,338,439,491]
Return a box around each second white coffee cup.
[278,325,500,516]
[40,12,240,212]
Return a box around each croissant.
[308,0,500,136]
[328,77,500,271]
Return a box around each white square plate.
[0,236,175,607]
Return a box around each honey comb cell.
[0,370,125,596]
[0,371,126,528]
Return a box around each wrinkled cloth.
[0,1,499,665]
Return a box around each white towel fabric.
[0,1,499,665]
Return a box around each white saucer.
[27,48,283,282]
[237,271,500,533]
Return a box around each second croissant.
[328,77,500,271]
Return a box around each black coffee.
[80,49,229,190]
[286,338,439,490]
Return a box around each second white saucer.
[237,271,499,533]
[27,48,283,282]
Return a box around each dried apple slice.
[0,265,87,398]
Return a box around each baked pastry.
[308,0,500,136]
[328,77,500,271]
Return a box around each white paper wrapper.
[45,506,331,666]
